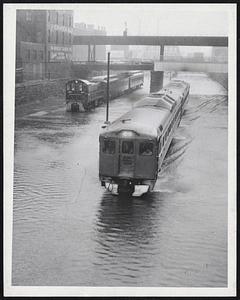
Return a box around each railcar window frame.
[122,140,134,155]
[102,139,116,155]
[139,142,154,156]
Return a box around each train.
[66,71,144,112]
[99,79,190,196]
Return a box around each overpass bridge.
[73,35,228,91]
[73,35,228,61]
[72,56,227,73]
[73,35,228,46]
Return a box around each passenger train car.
[99,79,190,196]
[66,71,144,112]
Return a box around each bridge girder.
[73,35,228,47]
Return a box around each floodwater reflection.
[93,192,165,286]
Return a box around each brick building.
[16,9,73,81]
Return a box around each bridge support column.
[88,44,96,62]
[150,45,164,92]
[150,71,164,93]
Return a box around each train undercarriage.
[66,98,104,112]
[101,177,156,197]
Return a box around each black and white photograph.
[3,3,236,297]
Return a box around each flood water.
[12,72,228,287]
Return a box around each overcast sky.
[73,4,229,56]
[74,4,229,36]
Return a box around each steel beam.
[73,35,228,47]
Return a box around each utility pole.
[105,52,110,124]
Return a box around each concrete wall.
[154,61,228,73]
[209,73,228,90]
[15,78,68,105]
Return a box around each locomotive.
[99,79,190,196]
[66,71,144,112]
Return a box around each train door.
[118,139,135,177]
[99,137,119,177]
[135,140,157,179]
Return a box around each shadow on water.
[91,188,173,285]
[96,191,157,235]
[94,190,165,252]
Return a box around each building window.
[69,16,71,27]
[62,32,65,44]
[56,31,59,44]
[63,15,65,26]
[27,49,31,61]
[48,51,51,62]
[56,12,58,24]
[48,11,51,22]
[122,141,134,154]
[48,30,51,42]
[26,11,32,22]
[33,50,37,60]
[39,51,44,61]
[69,33,71,44]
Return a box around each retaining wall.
[209,73,228,90]
[15,78,69,105]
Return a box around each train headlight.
[120,131,134,138]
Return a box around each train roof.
[92,75,125,83]
[100,106,170,139]
[130,72,144,77]
[134,94,176,111]
[66,79,94,86]
[152,79,189,103]
[92,74,116,81]
[162,80,189,92]
[125,71,143,75]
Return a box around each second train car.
[99,79,190,196]
[66,71,144,112]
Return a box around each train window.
[67,83,73,91]
[139,142,153,156]
[75,82,83,92]
[102,140,115,154]
[122,141,134,154]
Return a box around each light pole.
[105,52,110,124]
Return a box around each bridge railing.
[160,55,228,63]
[71,55,228,65]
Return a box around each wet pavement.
[12,72,228,287]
